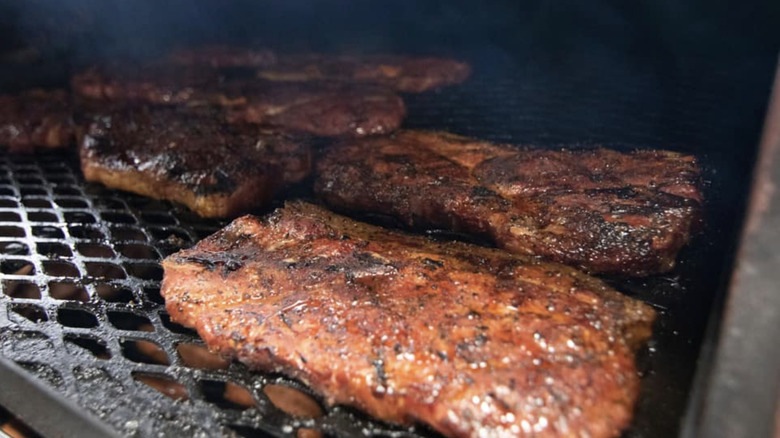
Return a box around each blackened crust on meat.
[78,106,311,218]
[0,90,75,153]
[71,64,406,137]
[161,202,655,438]
[255,54,472,93]
[315,131,702,276]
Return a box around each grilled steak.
[79,106,311,217]
[161,202,655,438]
[315,131,702,276]
[256,54,471,92]
[0,90,74,152]
[222,81,406,137]
[166,45,277,67]
[71,65,406,136]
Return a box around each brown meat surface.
[256,54,472,92]
[166,45,277,67]
[0,90,74,152]
[161,201,655,438]
[71,65,406,137]
[315,131,702,276]
[79,106,311,217]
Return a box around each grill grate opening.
[107,311,154,332]
[133,373,189,401]
[1,259,34,276]
[200,380,257,411]
[8,304,48,323]
[48,281,89,301]
[92,283,135,303]
[64,335,112,359]
[120,339,170,365]
[57,307,99,328]
[2,280,41,299]
[177,343,230,370]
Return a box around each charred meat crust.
[161,201,655,438]
[71,65,406,137]
[0,90,75,152]
[315,130,703,276]
[78,106,311,218]
[255,54,472,93]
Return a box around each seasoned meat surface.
[71,65,406,136]
[0,90,74,152]
[315,131,702,275]
[223,81,406,137]
[166,45,277,67]
[79,106,311,217]
[256,54,471,92]
[161,202,655,438]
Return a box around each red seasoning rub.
[79,106,311,218]
[316,130,702,276]
[161,201,655,438]
[0,90,75,153]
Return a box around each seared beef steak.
[256,54,471,92]
[161,202,655,438]
[79,106,311,218]
[72,65,406,137]
[315,130,702,275]
[0,90,74,152]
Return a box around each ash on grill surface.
[0,90,75,153]
[78,106,312,218]
[316,130,702,276]
[161,201,655,438]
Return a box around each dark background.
[0,1,778,437]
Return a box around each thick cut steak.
[315,130,702,275]
[161,201,655,438]
[79,106,311,218]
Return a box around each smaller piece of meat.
[315,130,703,276]
[256,54,472,92]
[71,65,406,137]
[165,45,277,67]
[0,90,74,152]
[79,106,311,218]
[224,81,407,137]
